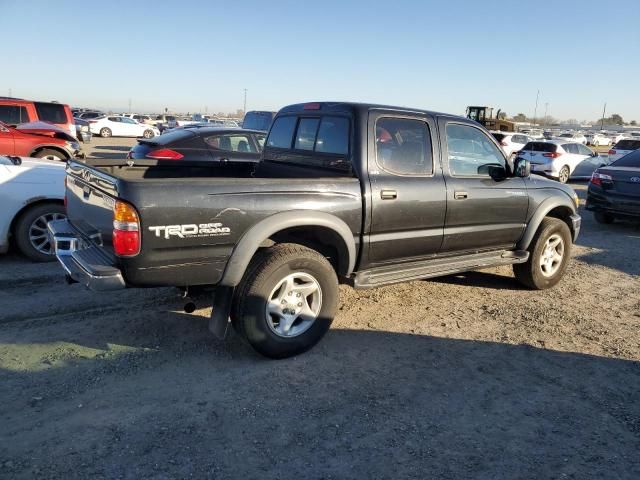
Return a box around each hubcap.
[559,168,569,183]
[29,213,66,255]
[265,272,322,338]
[539,233,564,277]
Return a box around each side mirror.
[486,164,507,180]
[514,157,531,177]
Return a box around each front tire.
[100,127,112,138]
[14,203,66,262]
[34,149,67,161]
[513,217,572,290]
[232,243,339,359]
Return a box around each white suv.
[608,139,640,163]
[518,140,598,183]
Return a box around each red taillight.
[608,149,616,155]
[112,200,140,256]
[543,152,562,158]
[590,172,612,187]
[303,102,321,110]
[145,148,183,160]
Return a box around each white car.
[556,132,587,144]
[607,132,627,144]
[89,116,160,138]
[0,156,66,261]
[519,128,544,139]
[584,133,612,147]
[491,132,532,157]
[608,139,640,163]
[518,140,599,183]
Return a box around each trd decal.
[148,223,231,239]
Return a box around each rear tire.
[14,203,66,262]
[100,128,112,138]
[513,217,572,290]
[594,212,614,224]
[232,243,339,359]
[143,129,154,138]
[558,165,570,184]
[34,149,67,161]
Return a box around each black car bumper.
[586,190,640,218]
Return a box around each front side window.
[205,134,257,153]
[446,123,505,176]
[267,116,297,148]
[108,117,120,122]
[577,144,592,156]
[376,118,433,175]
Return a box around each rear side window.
[523,142,556,153]
[34,102,68,124]
[0,105,29,125]
[376,118,432,175]
[205,134,258,153]
[615,140,640,150]
[563,143,579,154]
[267,116,297,148]
[612,150,640,167]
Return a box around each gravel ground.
[1,139,639,479]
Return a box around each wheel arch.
[30,145,71,160]
[517,197,576,250]
[10,198,65,235]
[219,211,357,287]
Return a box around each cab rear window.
[34,102,68,124]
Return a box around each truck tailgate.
[65,161,118,254]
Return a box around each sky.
[1,0,639,121]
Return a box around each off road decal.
[148,223,231,239]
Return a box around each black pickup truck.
[49,102,581,358]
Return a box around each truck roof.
[278,102,465,122]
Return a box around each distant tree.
[512,113,527,122]
[596,114,625,126]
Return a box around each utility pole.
[600,102,607,130]
[543,102,549,126]
[243,89,247,114]
[533,89,540,127]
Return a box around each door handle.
[454,191,468,200]
[380,189,397,200]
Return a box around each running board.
[354,250,529,289]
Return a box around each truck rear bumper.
[48,219,125,291]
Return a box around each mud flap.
[209,286,234,339]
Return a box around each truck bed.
[65,159,362,287]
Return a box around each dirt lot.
[1,138,639,479]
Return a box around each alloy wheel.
[29,212,66,255]
[265,272,322,338]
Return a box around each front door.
[366,111,446,267]
[439,120,528,253]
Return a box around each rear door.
[107,117,125,136]
[367,111,446,266]
[439,119,528,253]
